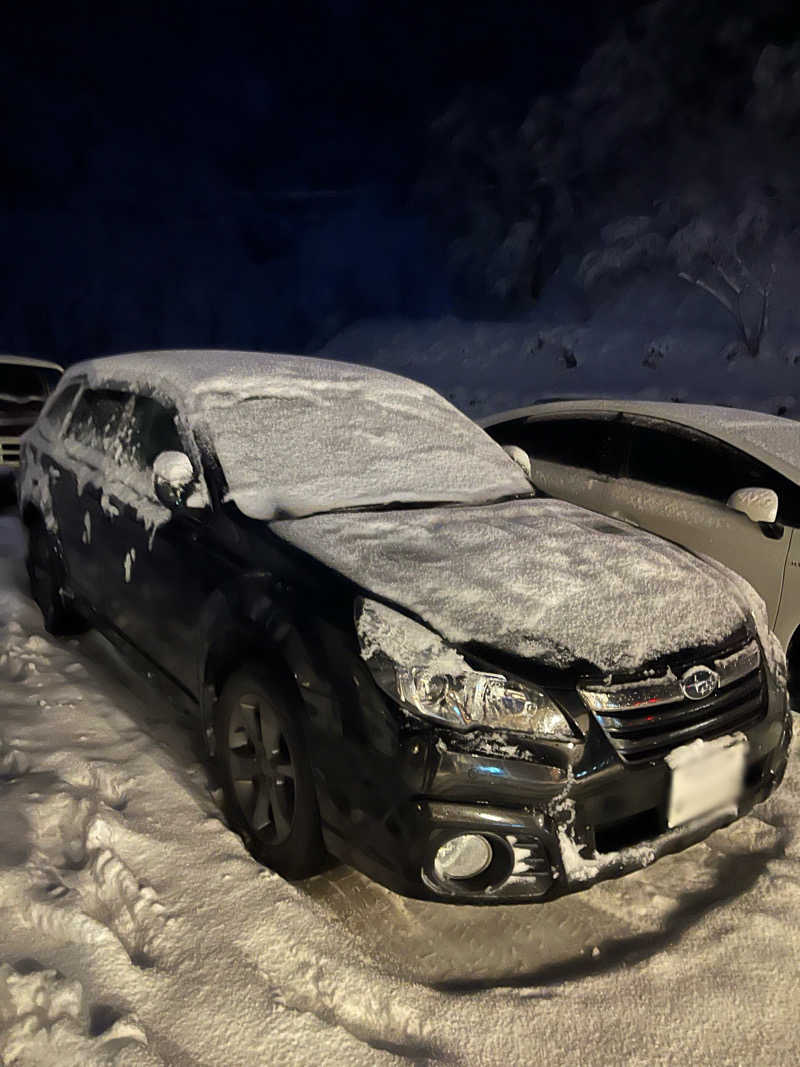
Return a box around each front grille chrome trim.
[577,639,760,712]
[577,639,766,764]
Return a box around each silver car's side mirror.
[153,450,197,508]
[726,487,779,524]
[502,444,533,483]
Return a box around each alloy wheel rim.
[226,694,296,845]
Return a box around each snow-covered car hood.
[271,498,759,674]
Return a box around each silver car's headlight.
[355,598,576,740]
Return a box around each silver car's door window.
[489,415,628,515]
[608,419,793,626]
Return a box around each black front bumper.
[323,675,792,904]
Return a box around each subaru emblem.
[680,665,719,701]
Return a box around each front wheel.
[214,667,326,880]
[26,521,87,636]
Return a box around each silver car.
[482,400,800,695]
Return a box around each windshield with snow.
[193,375,532,520]
[0,365,52,406]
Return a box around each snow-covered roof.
[482,399,800,486]
[66,349,531,517]
[0,354,63,373]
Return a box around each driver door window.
[608,418,789,624]
[121,395,209,508]
[124,396,184,471]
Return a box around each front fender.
[196,573,352,754]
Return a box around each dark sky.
[1,1,642,360]
[6,2,635,188]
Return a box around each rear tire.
[26,520,87,636]
[214,666,326,880]
[0,471,16,509]
[787,634,800,711]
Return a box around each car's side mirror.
[153,450,198,508]
[502,444,533,483]
[726,487,779,524]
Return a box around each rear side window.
[66,388,132,453]
[40,382,80,434]
[489,416,626,478]
[0,365,47,399]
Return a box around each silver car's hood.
[271,497,757,674]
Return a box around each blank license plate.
[667,734,747,829]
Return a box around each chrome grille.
[0,437,21,467]
[578,640,767,763]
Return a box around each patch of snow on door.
[123,547,136,583]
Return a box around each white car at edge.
[482,398,800,696]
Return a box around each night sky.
[1,2,647,363]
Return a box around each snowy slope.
[1,513,799,1065]
[320,307,800,423]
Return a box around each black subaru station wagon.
[19,351,791,903]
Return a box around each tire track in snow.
[0,519,433,1064]
[0,960,162,1067]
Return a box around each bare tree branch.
[712,258,742,295]
[679,256,773,358]
[678,271,738,318]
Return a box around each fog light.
[434,834,493,881]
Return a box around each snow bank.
[320,311,800,423]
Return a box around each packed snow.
[275,497,764,673]
[1,513,799,1065]
[66,350,531,520]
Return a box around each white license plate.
[666,734,748,829]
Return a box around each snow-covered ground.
[1,510,799,1066]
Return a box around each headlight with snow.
[355,598,576,739]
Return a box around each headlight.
[356,598,576,740]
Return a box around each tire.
[26,520,87,636]
[0,471,16,509]
[214,666,326,880]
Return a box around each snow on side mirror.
[502,444,533,483]
[726,487,779,524]
[153,450,196,508]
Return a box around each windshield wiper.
[272,490,537,522]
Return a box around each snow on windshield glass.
[76,350,531,519]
